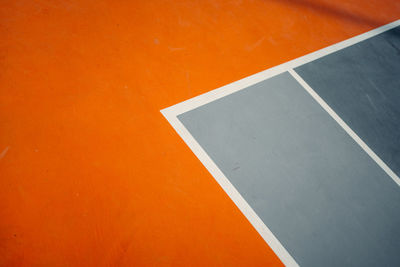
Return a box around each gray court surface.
[295,25,400,177]
[178,72,400,266]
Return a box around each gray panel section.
[295,26,400,177]
[178,72,400,267]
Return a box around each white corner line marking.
[289,69,400,187]
[161,109,299,267]
[160,19,400,267]
[162,19,400,117]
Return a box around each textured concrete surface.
[179,72,400,267]
[296,26,400,177]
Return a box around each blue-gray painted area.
[295,25,400,177]
[178,72,400,267]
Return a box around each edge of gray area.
[294,25,400,177]
[178,72,400,267]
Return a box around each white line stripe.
[162,19,400,116]
[289,69,400,186]
[161,109,299,267]
[161,19,400,267]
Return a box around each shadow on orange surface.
[271,0,387,27]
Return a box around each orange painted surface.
[0,0,399,266]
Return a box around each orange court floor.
[1,0,400,266]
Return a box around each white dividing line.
[161,110,299,267]
[289,69,400,186]
[161,19,400,267]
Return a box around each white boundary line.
[161,114,299,267]
[161,19,400,266]
[162,19,400,116]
